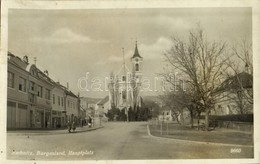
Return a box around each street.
[7,122,253,160]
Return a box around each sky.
[8,7,252,98]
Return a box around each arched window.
[135,63,139,71]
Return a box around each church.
[108,42,143,111]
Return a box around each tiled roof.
[97,96,109,105]
[65,90,78,98]
[80,97,102,104]
[216,72,253,92]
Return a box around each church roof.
[215,72,253,93]
[132,41,142,58]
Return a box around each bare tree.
[226,40,253,105]
[160,91,183,124]
[163,26,229,130]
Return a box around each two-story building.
[26,64,53,128]
[65,90,79,123]
[7,53,30,129]
[51,82,66,128]
[7,52,80,129]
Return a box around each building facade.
[212,72,253,115]
[108,42,143,110]
[65,90,79,123]
[51,82,66,128]
[7,52,80,129]
[7,53,31,128]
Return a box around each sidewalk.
[7,125,104,135]
[148,123,253,146]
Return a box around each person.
[88,117,92,128]
[67,121,71,133]
[72,121,76,132]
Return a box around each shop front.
[34,107,51,128]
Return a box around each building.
[51,82,66,128]
[65,89,79,123]
[213,72,253,115]
[108,41,143,110]
[7,52,80,129]
[97,96,110,116]
[26,63,53,128]
[80,97,102,117]
[7,53,31,129]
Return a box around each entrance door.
[7,101,16,128]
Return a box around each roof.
[131,41,142,58]
[216,72,253,92]
[80,97,102,104]
[97,96,109,105]
[65,90,78,98]
[8,51,28,71]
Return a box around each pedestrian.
[88,117,92,128]
[72,121,76,132]
[67,121,71,133]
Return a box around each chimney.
[44,70,49,76]
[67,82,69,90]
[23,55,29,63]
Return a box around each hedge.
[209,114,253,123]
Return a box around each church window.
[122,90,126,99]
[122,76,126,81]
[135,63,139,71]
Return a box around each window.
[122,90,126,99]
[58,96,60,106]
[19,77,26,92]
[53,94,55,104]
[8,101,16,107]
[30,81,35,91]
[8,72,14,88]
[135,63,139,71]
[122,76,126,81]
[45,89,51,100]
[18,103,27,110]
[29,93,35,103]
[37,85,43,97]
[61,97,64,106]
[68,100,70,108]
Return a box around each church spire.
[132,40,142,58]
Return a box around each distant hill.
[80,97,103,104]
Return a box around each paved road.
[6,122,253,160]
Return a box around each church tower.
[131,41,143,108]
[131,41,143,82]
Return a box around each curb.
[146,124,253,148]
[8,126,104,136]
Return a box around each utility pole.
[122,48,129,122]
[34,57,37,65]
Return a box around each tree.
[225,39,253,107]
[163,26,229,130]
